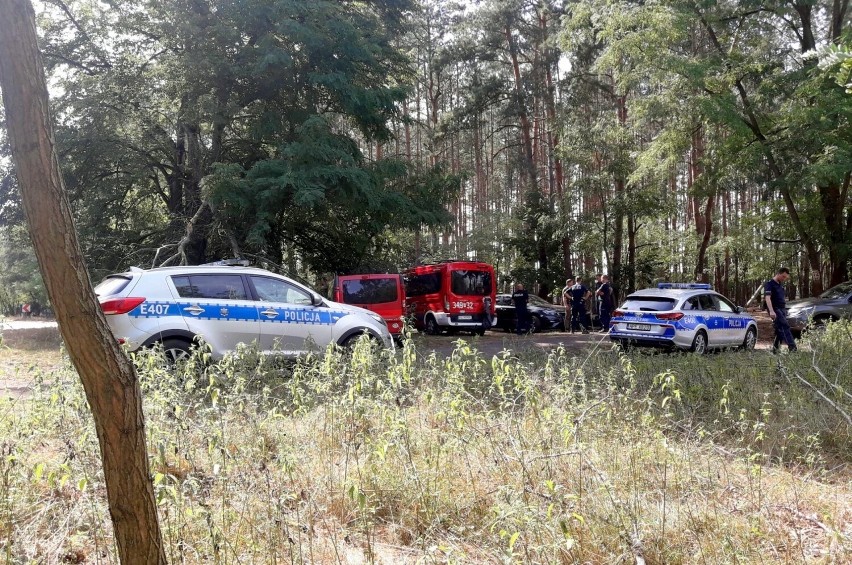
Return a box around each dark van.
[333,274,406,336]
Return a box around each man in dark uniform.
[570,277,591,334]
[561,278,574,333]
[592,273,603,328]
[512,282,530,334]
[596,274,613,333]
[764,267,797,353]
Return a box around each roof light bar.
[204,259,251,267]
[657,283,712,290]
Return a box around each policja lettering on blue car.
[281,309,321,323]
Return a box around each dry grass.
[0,324,849,563]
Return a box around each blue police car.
[609,283,758,353]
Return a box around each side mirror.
[737,306,745,314]
[311,294,323,307]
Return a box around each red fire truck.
[404,261,497,335]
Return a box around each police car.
[95,262,393,360]
[609,283,758,353]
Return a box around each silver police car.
[609,283,758,353]
[95,263,393,360]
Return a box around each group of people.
[509,274,614,335]
[509,267,801,351]
[560,274,613,334]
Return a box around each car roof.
[131,265,268,275]
[627,288,717,300]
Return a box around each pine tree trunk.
[0,1,167,563]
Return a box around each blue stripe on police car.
[129,301,349,325]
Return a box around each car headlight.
[789,306,813,318]
[368,312,387,326]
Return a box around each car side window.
[715,296,735,313]
[698,294,717,311]
[172,275,248,300]
[683,297,700,311]
[252,276,312,305]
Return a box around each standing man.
[512,282,530,334]
[570,277,591,334]
[561,278,574,332]
[597,274,613,333]
[764,267,797,353]
[592,274,603,328]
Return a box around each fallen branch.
[782,365,852,427]
[159,201,209,267]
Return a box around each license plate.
[458,315,472,320]
[627,323,651,331]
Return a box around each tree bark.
[0,1,167,563]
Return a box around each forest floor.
[0,316,848,563]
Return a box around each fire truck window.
[451,270,492,296]
[405,273,442,296]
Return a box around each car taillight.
[655,312,684,321]
[100,297,145,315]
[613,310,625,317]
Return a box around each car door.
[496,295,515,330]
[249,275,335,355]
[713,294,746,345]
[170,274,260,354]
[697,294,725,346]
[841,288,852,319]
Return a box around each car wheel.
[341,331,379,349]
[161,338,191,364]
[811,315,837,330]
[530,315,543,334]
[690,330,708,354]
[424,315,441,335]
[742,327,757,351]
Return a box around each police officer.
[764,267,797,353]
[592,273,602,328]
[570,277,591,334]
[561,278,574,332]
[596,274,613,332]
[512,282,530,334]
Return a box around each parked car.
[494,293,565,333]
[95,262,393,361]
[786,281,852,332]
[333,273,406,337]
[609,283,758,353]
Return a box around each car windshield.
[620,296,677,312]
[342,278,399,305]
[451,270,491,296]
[820,282,852,300]
[528,295,554,307]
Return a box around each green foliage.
[6,0,457,277]
[1,332,850,561]
[0,227,46,315]
[813,42,852,92]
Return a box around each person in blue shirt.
[511,282,530,334]
[596,274,614,333]
[569,277,591,334]
[764,267,797,353]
